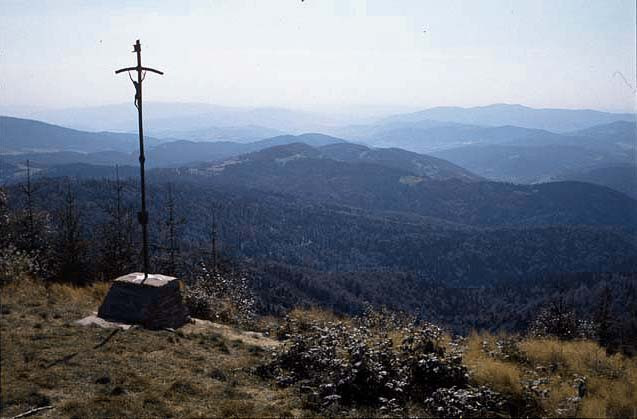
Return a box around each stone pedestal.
[97,272,189,329]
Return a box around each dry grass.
[464,332,637,418]
[520,338,625,378]
[0,278,307,418]
[519,337,637,418]
[579,375,637,418]
[464,332,523,395]
[287,306,346,325]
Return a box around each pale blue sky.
[1,0,635,112]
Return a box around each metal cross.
[115,40,163,280]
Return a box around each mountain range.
[379,104,635,132]
[2,107,635,289]
[8,102,633,136]
[1,104,634,201]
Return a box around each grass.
[287,306,344,323]
[0,277,307,418]
[464,332,524,395]
[464,332,637,418]
[2,277,636,418]
[519,337,637,418]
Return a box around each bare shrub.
[185,262,256,327]
[258,306,509,416]
[529,298,596,340]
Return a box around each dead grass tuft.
[288,306,344,325]
[519,338,627,378]
[464,332,523,395]
[519,337,637,418]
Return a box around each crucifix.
[115,40,163,280]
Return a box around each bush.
[185,262,256,327]
[529,299,596,340]
[258,307,505,416]
[0,245,40,284]
[424,386,507,417]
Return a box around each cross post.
[115,40,163,280]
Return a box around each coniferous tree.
[594,285,614,347]
[98,166,135,279]
[21,160,37,250]
[53,180,89,283]
[0,188,9,248]
[16,160,50,254]
[159,183,184,276]
[208,203,222,273]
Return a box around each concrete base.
[97,272,189,330]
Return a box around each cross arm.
[115,66,164,75]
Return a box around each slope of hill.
[432,144,626,183]
[0,279,300,418]
[252,133,346,149]
[3,279,635,418]
[7,171,636,288]
[1,150,135,168]
[319,143,481,181]
[0,116,157,153]
[557,165,636,200]
[204,143,635,227]
[571,120,636,142]
[145,140,248,167]
[564,120,636,157]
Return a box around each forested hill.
[194,143,635,227]
[5,170,635,292]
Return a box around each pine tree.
[53,180,88,283]
[209,203,221,273]
[98,166,135,279]
[594,285,614,347]
[0,188,9,248]
[159,183,184,276]
[17,160,46,252]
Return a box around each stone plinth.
[97,272,189,329]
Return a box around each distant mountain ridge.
[431,120,635,186]
[335,114,635,154]
[1,117,479,183]
[9,102,632,138]
[0,116,156,153]
[147,124,285,143]
[382,104,635,132]
[3,112,634,201]
[21,102,351,134]
[0,116,347,166]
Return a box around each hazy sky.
[2,0,635,113]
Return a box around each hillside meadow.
[1,277,635,418]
